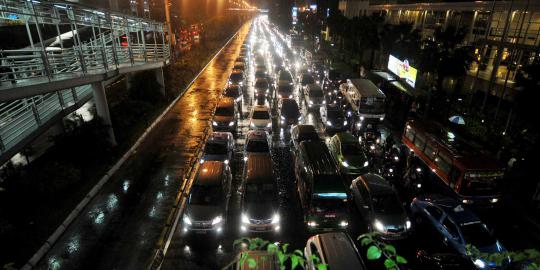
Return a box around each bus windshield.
[358,97,385,114]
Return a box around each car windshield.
[278,85,293,93]
[189,185,223,206]
[282,104,300,117]
[215,107,233,116]
[309,90,324,97]
[230,73,243,81]
[205,141,228,155]
[372,193,403,214]
[302,75,315,84]
[253,110,270,119]
[279,72,292,81]
[245,183,276,203]
[329,70,341,80]
[224,88,240,97]
[342,143,363,156]
[255,80,268,89]
[460,222,497,247]
[246,140,269,152]
[327,110,344,119]
[298,131,319,142]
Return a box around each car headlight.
[394,156,399,161]
[462,199,473,204]
[360,116,364,120]
[370,145,375,150]
[236,97,242,102]
[278,94,282,98]
[339,220,348,227]
[364,161,369,167]
[309,100,313,105]
[183,215,192,225]
[490,198,499,203]
[212,121,218,126]
[307,220,317,227]
[406,220,411,230]
[241,213,250,224]
[322,100,326,105]
[474,259,486,269]
[288,95,293,98]
[316,80,320,84]
[376,138,380,144]
[224,159,229,165]
[199,159,205,164]
[229,121,235,127]
[343,120,348,126]
[373,219,385,232]
[212,216,223,225]
[250,122,255,128]
[280,115,285,120]
[298,116,303,120]
[379,116,384,121]
[271,213,280,224]
[266,123,272,128]
[341,161,349,167]
[239,81,243,86]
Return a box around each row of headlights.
[212,121,235,127]
[307,220,348,228]
[341,160,369,168]
[277,94,293,99]
[183,215,223,226]
[326,120,348,127]
[373,219,412,233]
[241,213,280,225]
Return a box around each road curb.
[21,21,247,270]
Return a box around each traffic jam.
[177,16,509,270]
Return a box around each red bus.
[402,120,504,206]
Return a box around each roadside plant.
[358,233,408,270]
[223,237,327,270]
[467,245,540,270]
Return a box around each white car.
[249,105,272,132]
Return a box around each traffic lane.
[35,22,252,270]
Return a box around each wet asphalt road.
[35,21,253,270]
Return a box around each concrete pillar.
[154,67,165,96]
[92,82,117,146]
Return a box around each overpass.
[0,0,170,164]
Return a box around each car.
[254,78,270,104]
[212,97,238,133]
[229,69,246,86]
[351,173,411,239]
[223,84,244,113]
[291,124,319,150]
[249,105,272,132]
[239,153,280,233]
[254,54,266,68]
[304,232,367,270]
[328,132,369,175]
[182,161,232,236]
[320,104,348,132]
[276,81,294,99]
[278,99,301,129]
[201,132,235,165]
[244,130,271,157]
[304,83,325,111]
[411,194,507,268]
[416,250,478,270]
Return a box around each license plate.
[255,226,266,231]
[195,230,207,234]
[324,214,336,218]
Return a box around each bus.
[340,79,386,133]
[402,119,504,206]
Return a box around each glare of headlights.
[339,220,349,227]
[394,156,399,161]
[379,117,384,121]
[474,259,486,269]
[241,214,249,224]
[416,167,422,172]
[389,168,394,172]
[228,121,234,126]
[280,116,285,120]
[342,161,349,167]
[373,220,385,232]
[307,221,317,227]
[271,213,280,224]
[183,215,192,225]
[406,220,411,229]
[266,123,272,128]
[344,121,348,126]
[288,95,293,98]
[224,159,229,165]
[490,198,499,203]
[243,156,248,162]
[364,161,369,167]
[370,145,375,150]
[212,216,223,225]
[360,116,365,120]
[212,121,218,126]
[199,159,205,164]
[326,121,332,126]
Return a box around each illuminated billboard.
[292,7,298,25]
[388,55,418,87]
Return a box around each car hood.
[214,115,233,123]
[243,201,276,220]
[251,119,271,127]
[203,154,227,162]
[186,204,222,222]
[373,212,408,229]
[343,155,367,168]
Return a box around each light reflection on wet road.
[36,22,253,270]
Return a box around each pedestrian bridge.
[0,0,171,164]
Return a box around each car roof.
[347,79,385,98]
[252,105,269,111]
[247,130,268,140]
[294,124,317,135]
[196,161,224,186]
[245,153,274,184]
[280,99,299,108]
[299,141,338,175]
[334,132,357,145]
[358,173,393,195]
[217,97,235,107]
[418,194,481,225]
[314,232,365,270]
[208,132,232,142]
